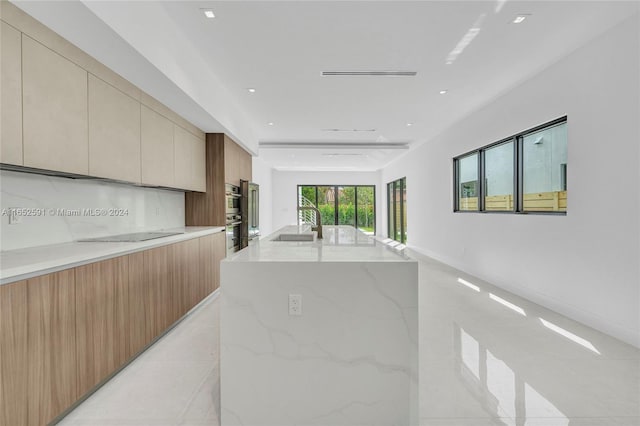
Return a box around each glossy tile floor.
[58,251,640,426]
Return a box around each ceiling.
[12,1,639,171]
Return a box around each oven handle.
[226,221,242,226]
[226,193,242,198]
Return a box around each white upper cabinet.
[88,74,141,183]
[174,125,206,192]
[141,105,175,188]
[1,22,23,165]
[22,35,88,175]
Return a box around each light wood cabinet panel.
[141,105,175,187]
[193,135,207,192]
[174,125,206,192]
[27,269,77,426]
[75,256,129,396]
[0,281,28,426]
[197,231,225,298]
[127,251,148,356]
[1,22,23,165]
[88,74,141,183]
[223,135,252,185]
[185,134,226,226]
[239,148,252,183]
[213,231,226,292]
[143,246,170,338]
[224,136,239,186]
[169,238,200,318]
[22,35,88,175]
[199,234,215,299]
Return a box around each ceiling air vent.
[321,128,376,132]
[321,71,417,77]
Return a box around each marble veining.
[221,226,419,425]
[0,169,185,251]
[54,248,640,426]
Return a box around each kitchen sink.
[271,233,315,242]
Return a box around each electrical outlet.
[288,294,302,316]
[8,208,22,225]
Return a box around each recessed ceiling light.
[439,90,448,95]
[247,88,256,93]
[406,123,413,127]
[268,122,274,126]
[513,14,530,24]
[203,10,215,19]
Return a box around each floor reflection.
[455,324,569,426]
[419,254,639,425]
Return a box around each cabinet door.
[175,125,206,191]
[143,246,170,339]
[224,136,239,185]
[213,230,226,292]
[199,234,215,298]
[75,256,129,396]
[239,147,253,183]
[192,135,206,192]
[22,35,88,175]
[0,281,28,426]
[88,74,141,183]
[127,252,148,355]
[1,22,23,165]
[141,105,174,187]
[169,238,200,317]
[27,269,77,426]
[198,232,225,299]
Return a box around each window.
[456,154,479,211]
[522,122,567,212]
[387,177,406,243]
[453,117,567,214]
[297,185,376,234]
[484,141,514,211]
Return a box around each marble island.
[220,225,419,425]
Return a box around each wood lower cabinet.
[199,231,226,300]
[0,281,28,426]
[0,234,222,425]
[128,251,148,356]
[212,231,226,293]
[75,256,130,396]
[143,245,171,339]
[27,269,77,426]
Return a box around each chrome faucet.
[297,206,323,239]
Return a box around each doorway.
[387,177,406,243]
[297,185,376,234]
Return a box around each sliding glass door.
[297,185,376,234]
[387,177,406,243]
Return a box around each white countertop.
[225,225,413,263]
[0,226,225,285]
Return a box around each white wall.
[381,15,640,347]
[252,157,274,236]
[0,170,185,251]
[271,170,381,232]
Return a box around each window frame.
[387,177,407,243]
[296,184,376,234]
[453,116,567,215]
